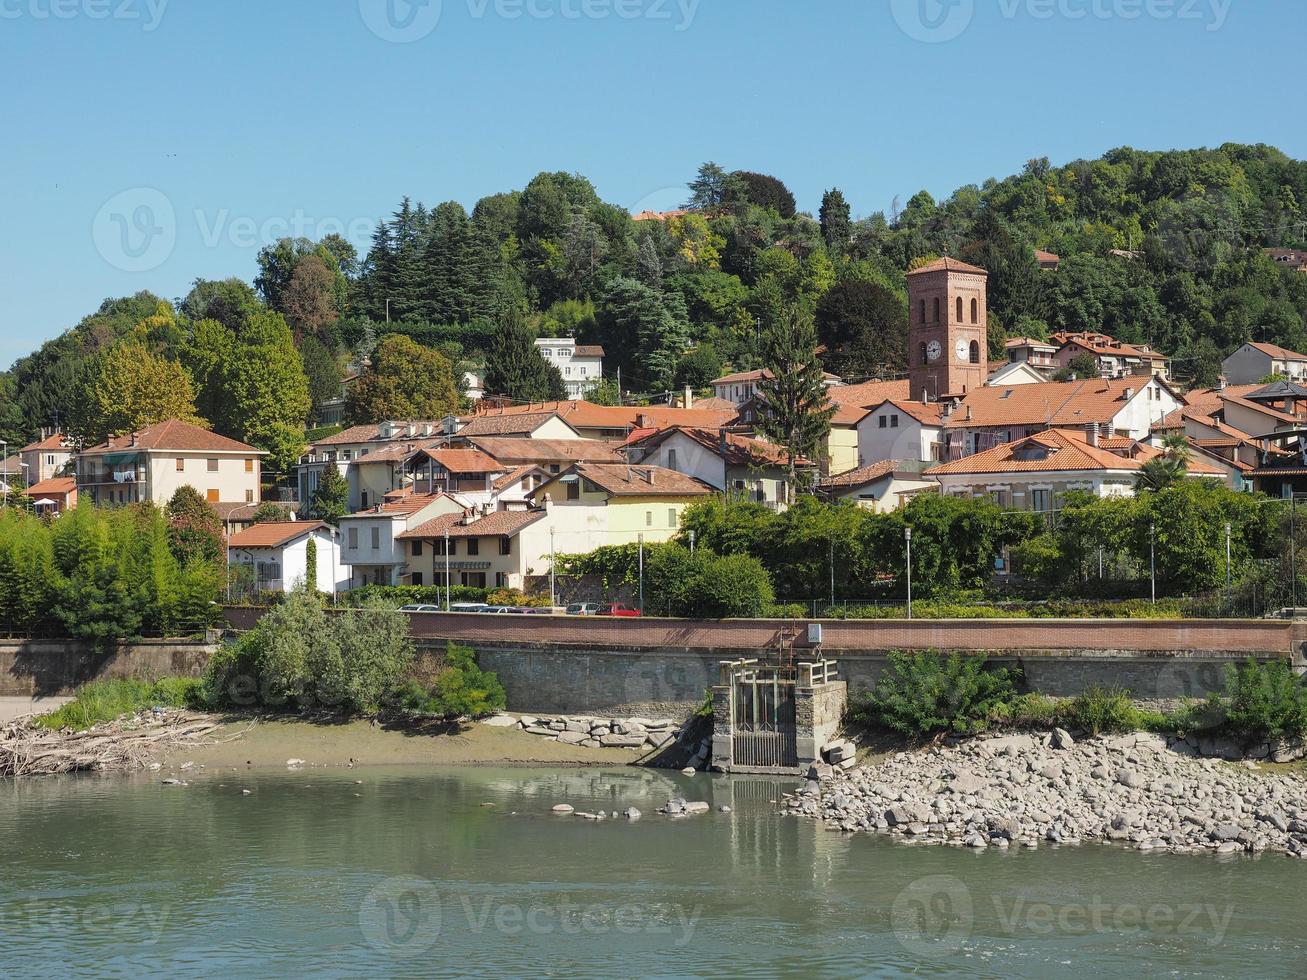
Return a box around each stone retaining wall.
[0,639,217,697]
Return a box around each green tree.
[166,486,224,566]
[483,306,565,402]
[311,465,351,525]
[281,254,341,339]
[754,307,836,496]
[179,278,264,333]
[72,342,204,443]
[673,345,724,390]
[815,280,907,379]
[684,161,734,211]
[304,537,318,593]
[252,502,293,524]
[347,333,460,423]
[181,319,236,425]
[1136,432,1192,493]
[820,189,852,252]
[221,312,311,475]
[299,335,343,420]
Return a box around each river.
[1,765,1302,978]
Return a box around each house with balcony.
[397,507,552,590]
[227,521,348,596]
[76,419,264,507]
[534,339,604,400]
[1049,331,1170,380]
[337,490,464,587]
[297,420,452,512]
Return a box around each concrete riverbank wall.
[7,613,1304,714]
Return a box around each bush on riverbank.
[852,651,1018,737]
[390,642,506,720]
[1224,659,1307,740]
[203,590,414,714]
[824,598,1185,620]
[36,677,203,731]
[344,584,490,607]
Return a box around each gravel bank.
[786,729,1307,858]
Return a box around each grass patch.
[36,677,203,732]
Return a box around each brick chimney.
[1085,422,1100,447]
[683,385,693,409]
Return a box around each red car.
[596,603,642,617]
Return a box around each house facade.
[76,419,264,507]
[398,508,551,590]
[337,492,464,587]
[534,339,604,399]
[1221,342,1307,385]
[19,432,74,484]
[816,459,937,512]
[632,426,809,508]
[1050,331,1170,380]
[227,521,349,596]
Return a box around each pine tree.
[305,537,318,593]
[754,307,835,501]
[635,236,663,289]
[484,306,564,402]
[819,189,852,252]
[312,465,351,525]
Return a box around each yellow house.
[528,463,714,553]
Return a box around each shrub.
[855,651,1017,737]
[393,642,506,720]
[487,588,550,608]
[1223,659,1307,740]
[203,590,414,714]
[1063,685,1140,735]
[36,676,203,731]
[345,584,490,607]
[988,692,1057,727]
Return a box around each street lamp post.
[829,540,835,611]
[443,529,451,612]
[638,533,645,614]
[1225,521,1233,611]
[688,529,695,556]
[1149,521,1157,606]
[549,527,557,609]
[904,526,913,620]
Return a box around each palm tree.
[1136,432,1192,492]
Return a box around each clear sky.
[2,0,1302,365]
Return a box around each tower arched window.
[956,296,963,322]
[919,299,926,324]
[919,342,928,366]
[969,340,980,365]
[932,297,940,323]
[971,298,979,324]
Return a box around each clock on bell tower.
[906,257,989,401]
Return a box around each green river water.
[1,765,1303,978]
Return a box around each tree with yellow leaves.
[71,341,205,444]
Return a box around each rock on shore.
[786,730,1307,859]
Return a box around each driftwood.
[0,711,223,778]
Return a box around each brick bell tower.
[906,257,989,400]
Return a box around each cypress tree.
[754,307,835,501]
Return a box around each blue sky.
[1,0,1302,365]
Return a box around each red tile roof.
[26,477,76,496]
[466,437,626,465]
[468,400,738,432]
[818,459,904,490]
[18,433,71,453]
[1248,341,1307,362]
[907,257,988,276]
[572,345,605,358]
[943,377,1165,429]
[228,521,328,549]
[80,419,261,455]
[457,412,574,437]
[345,492,450,517]
[712,368,840,386]
[827,380,911,425]
[398,509,546,540]
[311,422,446,448]
[491,465,545,491]
[925,429,1224,477]
[540,463,714,498]
[413,448,505,474]
[636,426,809,468]
[1050,331,1168,362]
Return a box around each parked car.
[596,603,642,617]
[399,604,441,612]
[480,606,516,614]
[449,603,490,613]
[566,602,602,616]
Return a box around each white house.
[817,459,937,512]
[857,376,1183,468]
[227,521,349,596]
[534,339,604,399]
[924,428,1226,509]
[631,426,812,508]
[987,360,1048,387]
[1221,342,1307,385]
[337,491,465,587]
[711,368,840,406]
